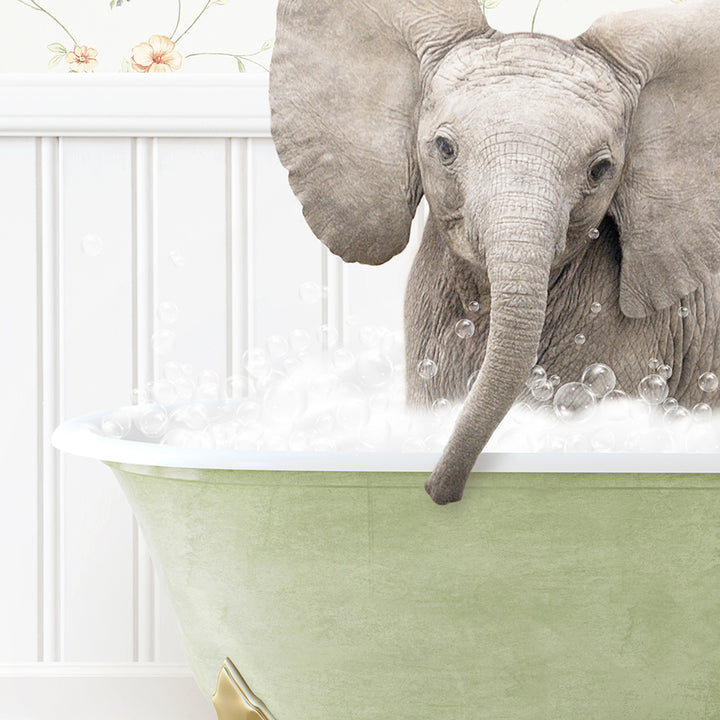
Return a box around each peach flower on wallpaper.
[131,34,183,73]
[64,45,99,72]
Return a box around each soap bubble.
[601,389,630,420]
[664,405,691,432]
[163,360,184,383]
[266,335,289,360]
[590,428,616,452]
[588,227,600,240]
[150,378,178,405]
[169,250,186,268]
[235,399,261,426]
[288,430,310,451]
[454,319,475,339]
[431,398,452,417]
[243,348,272,380]
[417,359,438,380]
[317,324,339,349]
[131,387,150,405]
[357,349,394,389]
[553,382,596,421]
[549,374,561,387]
[332,348,356,373]
[678,306,690,318]
[663,397,678,410]
[311,410,336,435]
[467,370,480,392]
[138,404,169,438]
[638,374,669,405]
[210,421,242,449]
[581,363,616,398]
[162,428,214,449]
[161,428,195,448]
[196,380,221,401]
[647,358,660,372]
[590,302,602,314]
[685,425,719,453]
[81,234,103,257]
[525,365,546,389]
[336,395,370,432]
[574,334,586,345]
[468,300,480,313]
[531,381,554,402]
[307,373,340,405]
[156,301,179,326]
[198,369,220,387]
[101,408,132,438]
[171,403,209,431]
[402,436,429,452]
[289,329,312,355]
[369,392,391,415]
[379,331,404,365]
[658,364,672,380]
[698,372,719,393]
[225,374,254,400]
[152,328,176,356]
[565,433,592,453]
[359,326,382,348]
[692,403,713,421]
[171,376,193,401]
[359,420,393,450]
[298,281,322,304]
[263,378,307,424]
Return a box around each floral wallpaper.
[1,0,680,74]
[2,0,276,73]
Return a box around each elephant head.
[269,0,720,504]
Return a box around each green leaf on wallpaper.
[236,57,246,72]
[261,38,274,51]
[48,54,65,69]
[47,42,67,54]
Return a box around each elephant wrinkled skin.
[269,0,720,504]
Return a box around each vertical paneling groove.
[226,138,250,377]
[37,137,62,662]
[244,140,255,353]
[324,249,345,348]
[131,138,156,663]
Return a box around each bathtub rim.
[51,406,720,473]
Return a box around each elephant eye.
[435,135,457,164]
[588,157,613,185]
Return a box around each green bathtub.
[54,411,720,720]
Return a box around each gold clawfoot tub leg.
[212,658,277,720]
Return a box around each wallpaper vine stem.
[14,0,273,73]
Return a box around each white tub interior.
[51,407,720,474]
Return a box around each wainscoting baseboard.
[0,664,215,720]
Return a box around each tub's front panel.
[112,467,720,720]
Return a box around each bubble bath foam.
[95,454,720,719]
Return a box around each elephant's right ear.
[269,0,490,265]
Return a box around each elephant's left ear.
[579,0,720,318]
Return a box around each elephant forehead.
[431,34,622,110]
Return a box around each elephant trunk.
[425,194,564,505]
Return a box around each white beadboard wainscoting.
[0,75,423,719]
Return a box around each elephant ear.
[269,0,490,265]
[579,1,720,318]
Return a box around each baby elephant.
[270,0,720,504]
